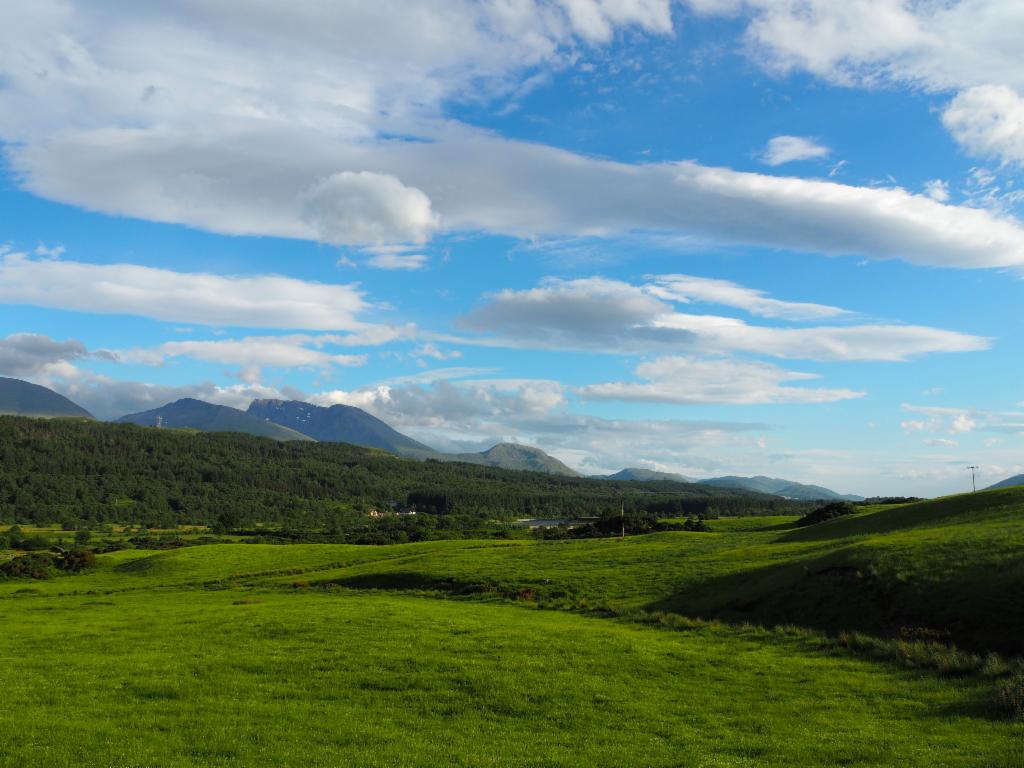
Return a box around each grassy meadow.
[2,489,1024,765]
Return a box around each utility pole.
[620,500,625,539]
[967,465,979,493]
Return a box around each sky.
[1,1,1023,497]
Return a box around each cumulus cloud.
[683,1,1024,166]
[0,333,95,382]
[308,374,767,472]
[457,276,990,361]
[942,85,1024,166]
[0,251,374,331]
[576,356,864,404]
[761,135,830,166]
[4,3,1024,267]
[301,172,439,245]
[923,179,951,202]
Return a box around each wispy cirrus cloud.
[0,251,376,331]
[456,276,990,361]
[576,355,863,405]
[760,135,830,166]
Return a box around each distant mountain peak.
[593,467,696,483]
[246,398,436,457]
[449,442,580,476]
[699,474,862,501]
[116,398,313,441]
[0,377,93,419]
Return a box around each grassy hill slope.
[1,587,1019,767]
[7,489,1022,654]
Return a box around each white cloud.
[925,438,958,447]
[647,274,848,320]
[923,179,950,202]
[0,333,95,382]
[3,3,1024,267]
[942,85,1024,165]
[411,343,462,361]
[902,403,1024,435]
[115,336,368,372]
[951,412,977,433]
[576,355,864,404]
[457,276,990,361]
[761,135,830,166]
[366,252,430,270]
[301,172,439,246]
[0,251,373,331]
[683,1,1024,166]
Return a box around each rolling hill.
[116,398,313,441]
[247,398,436,456]
[448,443,581,476]
[0,377,93,419]
[699,475,863,501]
[593,468,695,483]
[986,474,1024,490]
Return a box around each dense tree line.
[0,417,805,533]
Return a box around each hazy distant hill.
[699,475,863,502]
[986,474,1024,491]
[0,377,93,419]
[247,399,436,457]
[448,443,580,477]
[594,468,696,483]
[117,398,313,441]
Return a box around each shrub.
[796,501,858,527]
[59,548,97,572]
[993,672,1024,720]
[1,552,57,579]
[683,517,710,532]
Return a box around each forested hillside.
[0,417,799,530]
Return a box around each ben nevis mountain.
[246,399,436,457]
[116,398,313,442]
[0,376,94,419]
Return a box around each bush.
[59,548,97,572]
[993,672,1024,720]
[1,552,57,579]
[796,501,858,527]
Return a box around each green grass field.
[1,489,1023,765]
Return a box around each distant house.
[367,508,385,518]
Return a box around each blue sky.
[2,1,1023,496]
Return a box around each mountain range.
[697,475,864,502]
[0,376,865,498]
[116,398,313,442]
